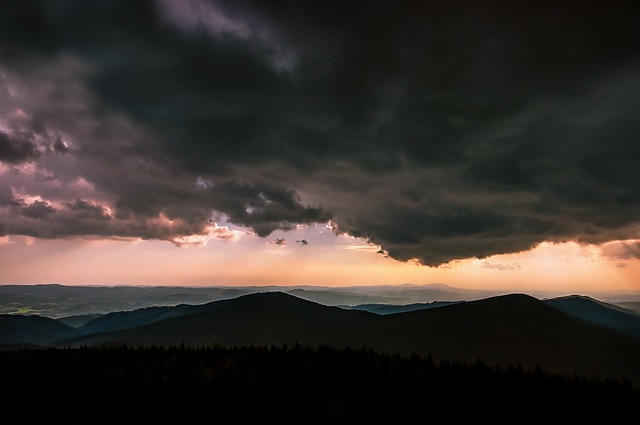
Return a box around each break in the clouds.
[1,0,640,266]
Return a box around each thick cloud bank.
[1,0,639,265]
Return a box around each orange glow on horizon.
[0,232,638,296]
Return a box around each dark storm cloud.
[1,0,640,265]
[204,181,331,237]
[0,132,40,164]
[20,200,55,219]
[17,200,56,219]
[65,199,111,221]
[0,130,69,164]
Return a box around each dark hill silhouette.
[53,291,640,388]
[349,300,461,314]
[0,314,80,347]
[345,294,640,341]
[77,301,226,335]
[380,293,640,383]
[74,292,640,343]
[57,314,102,327]
[69,291,381,348]
[616,301,640,314]
[544,295,640,339]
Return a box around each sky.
[1,0,639,294]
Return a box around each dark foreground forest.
[3,344,639,423]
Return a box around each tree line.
[3,343,638,423]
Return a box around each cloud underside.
[1,0,640,266]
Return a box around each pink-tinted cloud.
[600,240,640,261]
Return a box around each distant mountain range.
[3,282,639,318]
[2,285,640,389]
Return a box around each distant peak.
[475,293,542,305]
[238,291,306,302]
[554,294,596,301]
[423,283,454,289]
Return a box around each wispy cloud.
[481,261,522,272]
